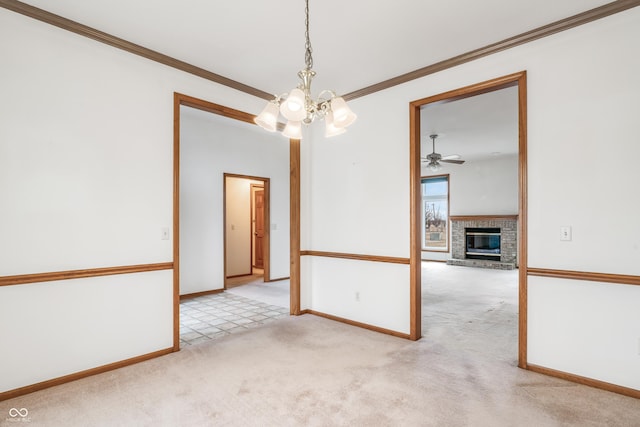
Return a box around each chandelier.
[254,0,357,139]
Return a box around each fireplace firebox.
[465,227,501,260]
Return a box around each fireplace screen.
[465,227,501,260]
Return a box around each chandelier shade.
[280,88,307,121]
[282,120,303,140]
[330,96,357,129]
[254,101,280,132]
[254,0,356,140]
[324,111,346,137]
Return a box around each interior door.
[254,188,265,269]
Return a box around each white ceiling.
[18,0,611,97]
[12,0,615,163]
[420,85,519,164]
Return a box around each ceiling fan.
[422,134,465,171]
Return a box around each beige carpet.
[2,264,639,426]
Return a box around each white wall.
[302,105,411,332]
[0,9,264,393]
[528,276,640,390]
[225,177,262,277]
[0,271,173,392]
[179,107,289,295]
[448,155,518,215]
[302,5,640,389]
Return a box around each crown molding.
[1,0,638,101]
[0,0,273,100]
[344,0,640,100]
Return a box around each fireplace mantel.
[450,215,518,221]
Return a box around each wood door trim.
[450,215,518,221]
[517,76,529,368]
[410,71,528,360]
[290,139,301,315]
[250,184,265,270]
[527,364,640,400]
[409,99,422,341]
[527,268,640,286]
[0,262,173,287]
[173,93,181,351]
[300,250,410,265]
[300,309,411,339]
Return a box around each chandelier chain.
[304,0,313,70]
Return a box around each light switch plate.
[560,226,571,241]
[161,227,170,240]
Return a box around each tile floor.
[179,292,289,347]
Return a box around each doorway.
[409,72,528,367]
[223,174,270,288]
[173,92,302,351]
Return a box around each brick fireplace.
[447,215,517,270]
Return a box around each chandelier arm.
[317,89,337,102]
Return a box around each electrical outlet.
[560,226,572,241]
[161,227,170,240]
[355,291,360,302]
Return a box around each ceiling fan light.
[427,161,442,172]
[280,88,307,121]
[282,120,303,140]
[254,101,280,132]
[324,111,347,138]
[330,97,357,128]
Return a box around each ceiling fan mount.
[422,134,465,171]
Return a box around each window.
[421,175,449,251]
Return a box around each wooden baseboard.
[179,288,224,300]
[0,347,174,402]
[301,309,410,339]
[526,364,640,400]
[225,273,253,279]
[264,276,290,283]
[421,259,448,263]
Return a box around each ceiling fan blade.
[441,154,461,160]
[440,159,465,164]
